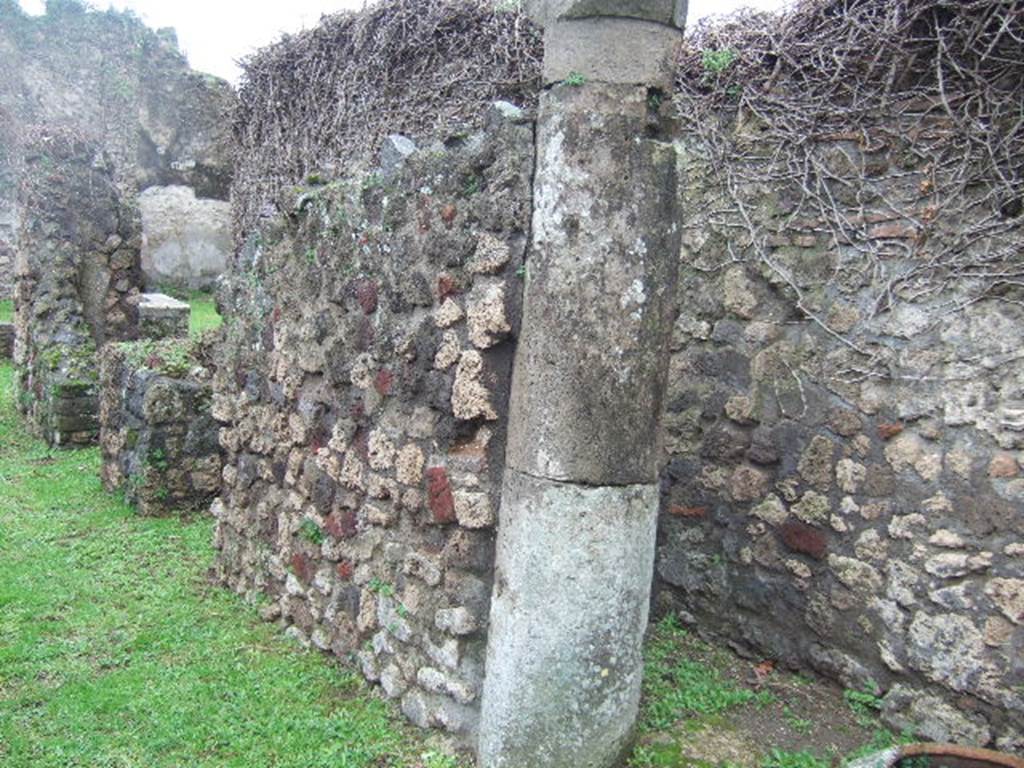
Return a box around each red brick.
[353,279,378,314]
[868,221,918,240]
[877,422,904,440]
[374,369,393,397]
[290,552,315,583]
[324,510,358,540]
[437,274,458,300]
[779,521,827,560]
[669,505,708,519]
[988,453,1019,479]
[426,467,456,524]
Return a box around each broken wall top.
[0,0,235,200]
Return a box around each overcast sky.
[17,0,787,83]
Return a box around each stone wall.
[210,104,533,740]
[100,338,220,516]
[655,113,1024,748]
[211,0,1021,753]
[0,0,234,296]
[13,129,142,445]
[0,323,13,359]
[139,186,231,291]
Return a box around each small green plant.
[421,750,463,768]
[298,519,324,546]
[515,264,527,279]
[147,448,168,472]
[628,741,684,767]
[762,749,829,768]
[368,577,395,597]
[701,48,737,75]
[842,729,926,768]
[564,70,586,86]
[462,174,481,197]
[783,705,813,734]
[305,247,318,265]
[844,685,883,727]
[641,614,773,730]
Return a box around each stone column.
[478,3,685,767]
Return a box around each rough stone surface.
[0,322,13,359]
[211,108,532,741]
[0,2,234,297]
[881,684,992,744]
[479,470,658,768]
[655,96,1024,745]
[538,19,683,88]
[13,131,143,445]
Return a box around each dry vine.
[232,0,542,240]
[675,0,1024,377]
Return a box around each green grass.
[0,298,12,323]
[0,361,456,768]
[188,292,221,336]
[640,616,774,732]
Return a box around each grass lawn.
[0,298,12,323]
[0,360,459,768]
[188,292,221,337]
[629,617,908,768]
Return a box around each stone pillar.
[478,3,684,766]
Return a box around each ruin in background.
[2,0,234,446]
[0,0,234,297]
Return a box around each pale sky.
[17,0,787,84]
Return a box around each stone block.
[540,19,682,88]
[138,293,191,340]
[139,186,231,292]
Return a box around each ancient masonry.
[100,336,221,517]
[13,130,143,445]
[7,0,1022,762]
[211,101,533,738]
[208,0,1023,758]
[7,0,233,449]
[478,1,683,764]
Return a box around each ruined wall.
[211,104,533,739]
[212,0,1022,751]
[0,0,235,296]
[656,112,1024,750]
[100,338,220,516]
[14,129,142,445]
